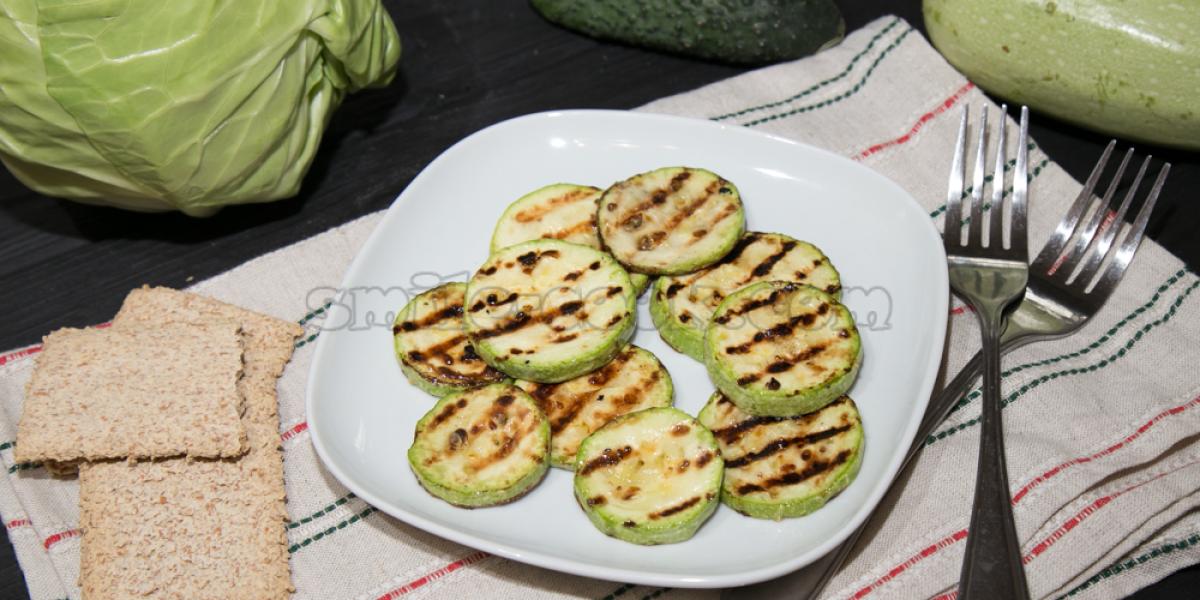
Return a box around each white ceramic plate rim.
[306,109,948,588]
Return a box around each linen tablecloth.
[2,16,1198,600]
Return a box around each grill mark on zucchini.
[546,220,596,241]
[746,240,798,280]
[649,496,701,520]
[657,178,720,233]
[733,449,852,496]
[429,398,469,430]
[516,249,560,273]
[637,230,667,251]
[724,424,854,469]
[711,415,789,444]
[549,394,591,434]
[536,348,643,434]
[471,295,596,339]
[393,302,464,333]
[514,188,594,222]
[762,344,828,376]
[579,445,633,476]
[713,285,796,324]
[724,313,816,355]
[417,333,468,359]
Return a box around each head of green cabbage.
[0,0,400,216]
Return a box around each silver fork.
[919,140,1171,440]
[726,116,1170,600]
[948,104,1030,599]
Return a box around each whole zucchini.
[924,0,1199,150]
[531,0,844,65]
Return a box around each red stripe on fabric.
[950,306,970,315]
[858,452,1200,597]
[0,321,115,366]
[858,395,1200,596]
[0,346,41,367]
[281,421,309,442]
[1023,457,1200,562]
[376,551,491,599]
[1012,395,1200,504]
[5,519,31,530]
[850,530,968,599]
[931,592,956,600]
[43,528,81,550]
[852,82,975,161]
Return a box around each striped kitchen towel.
[1,15,1197,600]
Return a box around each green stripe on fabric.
[927,276,1200,446]
[741,27,914,127]
[1059,533,1200,598]
[711,18,903,122]
[287,492,357,529]
[600,583,636,600]
[7,462,39,474]
[641,589,671,600]
[295,332,320,349]
[941,269,1191,423]
[297,301,332,327]
[288,505,377,554]
[0,441,13,452]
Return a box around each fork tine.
[1090,162,1170,297]
[1010,107,1029,258]
[967,106,988,245]
[988,105,1008,248]
[945,106,969,248]
[1050,147,1134,279]
[1072,155,1150,287]
[1031,140,1116,272]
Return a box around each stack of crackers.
[15,287,303,600]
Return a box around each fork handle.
[917,334,1033,441]
[958,316,1030,600]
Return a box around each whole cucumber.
[924,0,1199,150]
[531,0,844,65]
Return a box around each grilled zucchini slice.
[408,383,550,507]
[465,239,636,383]
[393,282,507,396]
[573,407,723,545]
[705,281,862,417]
[516,345,674,469]
[650,232,842,361]
[698,392,863,520]
[489,183,651,295]
[597,167,745,275]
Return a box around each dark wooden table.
[1,1,1195,597]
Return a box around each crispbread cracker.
[78,287,301,600]
[15,323,247,463]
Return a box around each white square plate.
[306,110,948,588]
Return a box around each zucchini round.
[408,383,550,507]
[516,345,674,469]
[464,239,636,383]
[705,281,861,417]
[574,407,723,545]
[698,392,863,520]
[393,282,507,396]
[597,167,745,275]
[651,232,841,361]
[489,183,651,295]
